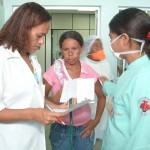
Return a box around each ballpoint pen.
[45,104,65,125]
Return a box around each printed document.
[60,78,95,103]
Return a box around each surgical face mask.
[110,34,145,60]
[90,49,106,61]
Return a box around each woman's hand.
[31,108,66,125]
[59,97,77,109]
[80,119,98,139]
[99,76,109,85]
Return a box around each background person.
[43,30,106,150]
[100,8,150,150]
[0,2,65,150]
[80,35,114,142]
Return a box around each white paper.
[53,99,94,113]
[60,78,95,103]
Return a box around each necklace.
[33,67,39,84]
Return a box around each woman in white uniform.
[80,35,114,142]
[0,2,65,150]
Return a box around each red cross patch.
[140,100,150,112]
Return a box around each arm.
[94,80,106,125]
[0,108,34,122]
[0,69,64,125]
[81,80,106,138]
[0,107,65,125]
[100,76,116,96]
[0,77,66,125]
[44,78,70,109]
[0,58,66,125]
[44,78,62,104]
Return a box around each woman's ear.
[121,33,130,46]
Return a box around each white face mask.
[110,34,145,60]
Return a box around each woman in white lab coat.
[0,2,65,150]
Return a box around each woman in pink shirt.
[43,31,105,150]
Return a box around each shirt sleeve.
[43,65,56,86]
[102,80,116,96]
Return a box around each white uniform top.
[0,46,46,150]
[80,57,114,140]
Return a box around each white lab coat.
[0,46,46,150]
[80,57,114,141]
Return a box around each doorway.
[48,7,100,65]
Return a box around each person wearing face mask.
[80,35,114,143]
[100,8,150,150]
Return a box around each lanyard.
[33,67,39,84]
[29,56,39,84]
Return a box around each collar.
[60,59,88,76]
[80,60,88,75]
[0,46,21,59]
[127,55,149,70]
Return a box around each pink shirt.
[44,59,99,126]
